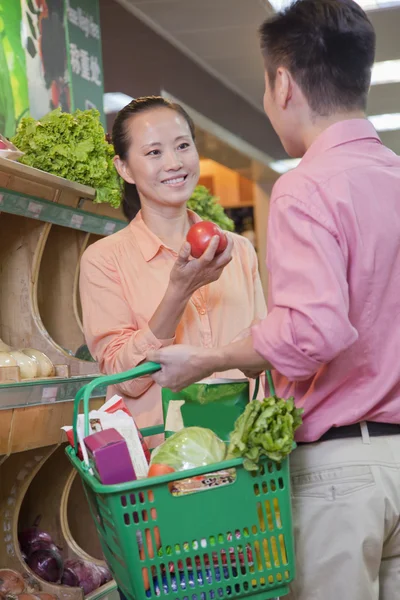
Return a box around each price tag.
[71,213,84,228]
[41,386,57,403]
[104,221,116,235]
[27,201,43,218]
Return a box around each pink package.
[84,428,136,485]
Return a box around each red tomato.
[148,463,175,477]
[186,221,228,259]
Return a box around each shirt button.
[199,308,206,315]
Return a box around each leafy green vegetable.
[188,185,234,231]
[11,108,122,208]
[150,426,226,471]
[228,397,303,469]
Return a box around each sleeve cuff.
[135,326,175,354]
[251,311,323,382]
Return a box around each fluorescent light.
[371,59,400,86]
[369,113,400,131]
[103,92,134,114]
[268,0,400,11]
[269,158,301,173]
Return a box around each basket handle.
[252,370,275,400]
[72,361,161,452]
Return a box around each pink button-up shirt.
[252,119,400,442]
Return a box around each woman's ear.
[114,156,135,184]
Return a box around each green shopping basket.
[66,362,296,600]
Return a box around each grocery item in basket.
[150,427,226,471]
[169,468,236,497]
[84,428,136,484]
[228,396,303,469]
[147,566,234,598]
[62,395,150,477]
[162,378,249,442]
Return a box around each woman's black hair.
[112,96,196,222]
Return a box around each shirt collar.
[130,209,202,262]
[301,118,382,165]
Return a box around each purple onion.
[27,547,63,583]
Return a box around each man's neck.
[302,110,367,152]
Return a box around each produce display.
[10,109,121,208]
[0,339,55,380]
[187,185,234,231]
[186,221,228,259]
[18,517,112,595]
[0,567,60,600]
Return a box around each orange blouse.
[79,211,266,438]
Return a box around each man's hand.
[147,345,215,391]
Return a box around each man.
[148,1,400,598]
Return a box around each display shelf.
[0,188,126,236]
[0,444,117,600]
[0,374,105,410]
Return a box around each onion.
[27,547,63,583]
[0,351,17,368]
[61,560,101,595]
[60,568,79,588]
[19,519,54,557]
[22,349,55,378]
[97,565,112,586]
[0,569,25,596]
[9,351,38,379]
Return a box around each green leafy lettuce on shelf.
[11,108,121,208]
[188,185,234,231]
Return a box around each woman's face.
[115,107,200,211]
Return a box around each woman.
[79,96,266,444]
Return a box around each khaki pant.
[286,431,400,600]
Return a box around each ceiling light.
[269,158,301,173]
[103,92,134,114]
[268,0,400,12]
[369,113,400,131]
[371,59,400,85]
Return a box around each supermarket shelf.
[0,155,96,199]
[0,187,126,236]
[0,374,106,410]
[87,582,118,600]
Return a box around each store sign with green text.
[0,0,105,139]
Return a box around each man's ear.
[114,156,135,184]
[275,66,293,110]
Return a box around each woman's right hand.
[170,234,233,298]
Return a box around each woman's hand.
[170,234,233,297]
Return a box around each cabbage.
[150,427,226,471]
